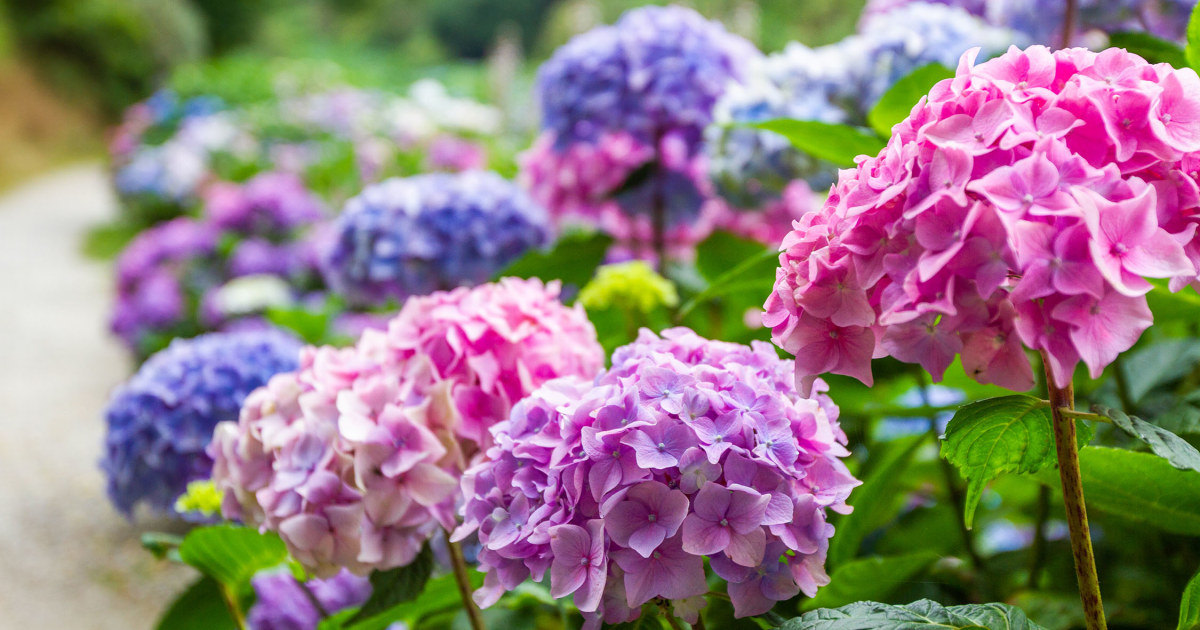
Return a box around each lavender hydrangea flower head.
[101,330,302,516]
[248,568,372,630]
[455,328,859,624]
[209,278,605,576]
[203,171,326,237]
[538,5,760,155]
[321,171,550,307]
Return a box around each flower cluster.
[578,261,679,315]
[455,328,858,624]
[101,330,302,516]
[111,172,326,358]
[705,4,1017,207]
[862,0,1197,46]
[321,171,551,307]
[247,568,372,630]
[537,5,759,156]
[765,45,1200,395]
[210,279,605,576]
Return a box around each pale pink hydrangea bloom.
[766,45,1200,393]
[209,278,605,576]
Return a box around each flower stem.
[297,579,332,620]
[1041,351,1106,630]
[1062,0,1077,47]
[1058,408,1111,423]
[218,582,248,630]
[445,530,486,630]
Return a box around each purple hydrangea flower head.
[455,327,859,624]
[321,171,550,307]
[247,568,372,630]
[210,278,605,577]
[101,329,302,516]
[537,5,761,156]
[203,171,326,237]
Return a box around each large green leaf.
[155,576,238,630]
[867,63,954,137]
[1096,405,1200,473]
[1187,0,1200,69]
[177,525,289,593]
[345,545,435,627]
[1120,339,1200,404]
[829,435,927,566]
[494,230,613,292]
[695,230,772,285]
[803,553,940,611]
[676,248,778,320]
[752,119,885,167]
[1039,447,1200,536]
[1180,568,1200,630]
[1147,278,1200,323]
[1109,31,1188,67]
[940,395,1056,529]
[783,599,1046,629]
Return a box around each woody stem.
[445,530,486,630]
[1041,351,1106,630]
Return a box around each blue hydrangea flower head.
[538,4,761,156]
[101,329,302,516]
[321,171,551,307]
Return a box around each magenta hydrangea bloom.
[202,171,326,237]
[247,568,372,630]
[765,45,1200,394]
[209,278,605,576]
[455,328,859,624]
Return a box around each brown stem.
[445,531,486,630]
[219,583,248,630]
[1061,0,1078,48]
[1041,351,1107,630]
[297,579,332,620]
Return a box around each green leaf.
[940,395,1057,529]
[1120,339,1200,404]
[342,571,481,630]
[1180,567,1200,630]
[1188,0,1200,69]
[803,552,940,611]
[177,525,289,593]
[265,305,332,345]
[1110,31,1188,67]
[784,599,1046,629]
[1040,446,1200,536]
[751,119,885,167]
[676,248,778,321]
[155,577,238,630]
[695,230,772,285]
[141,531,184,561]
[829,435,927,566]
[1148,278,1200,324]
[494,230,613,293]
[867,63,954,137]
[345,545,435,627]
[1095,405,1200,473]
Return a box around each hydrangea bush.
[101,330,302,515]
[320,171,550,307]
[210,279,604,576]
[455,328,859,624]
[765,45,1200,393]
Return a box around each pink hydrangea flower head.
[455,327,859,625]
[209,278,605,576]
[766,45,1200,392]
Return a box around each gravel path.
[0,164,193,630]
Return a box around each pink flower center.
[647,514,657,522]
[579,557,589,566]
[719,518,729,527]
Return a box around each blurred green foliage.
[430,0,560,59]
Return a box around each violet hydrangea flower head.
[766,45,1200,395]
[101,329,302,516]
[247,568,372,630]
[537,4,760,156]
[321,171,551,307]
[209,278,605,576]
[455,327,859,624]
[202,171,326,237]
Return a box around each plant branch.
[1027,484,1051,589]
[297,579,332,620]
[445,530,486,630]
[1062,0,1078,48]
[219,583,248,630]
[660,602,686,630]
[913,369,985,570]
[1058,408,1111,423]
[1041,351,1106,630]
